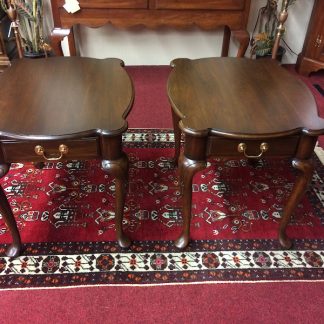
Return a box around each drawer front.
[78,0,148,9]
[1,138,100,163]
[207,136,300,158]
[152,0,245,10]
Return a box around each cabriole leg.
[175,154,206,249]
[279,158,314,249]
[0,163,22,257]
[102,153,131,248]
[172,109,181,165]
[279,135,317,249]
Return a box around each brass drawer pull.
[237,142,269,159]
[34,144,69,161]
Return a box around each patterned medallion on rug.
[0,129,323,289]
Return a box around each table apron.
[206,136,300,158]
[0,138,100,163]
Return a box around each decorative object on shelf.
[63,0,80,14]
[250,0,296,60]
[0,0,51,58]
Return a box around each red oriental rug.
[0,129,323,289]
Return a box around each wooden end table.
[167,57,324,249]
[0,57,134,257]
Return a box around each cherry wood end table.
[0,57,134,257]
[167,57,324,249]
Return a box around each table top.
[167,57,324,139]
[0,57,134,140]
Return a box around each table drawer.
[1,138,100,163]
[206,136,300,158]
[78,0,148,9]
[152,0,245,10]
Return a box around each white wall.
[50,0,314,65]
[279,0,314,63]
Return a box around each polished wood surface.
[168,58,324,138]
[168,57,324,249]
[0,57,133,137]
[296,0,324,76]
[0,57,134,256]
[50,0,251,58]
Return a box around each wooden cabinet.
[77,0,148,9]
[50,0,251,58]
[296,0,324,76]
[151,0,245,10]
